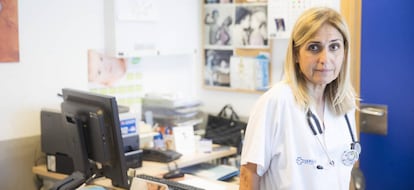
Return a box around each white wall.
[0,0,105,141]
[0,0,286,141]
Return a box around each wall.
[0,1,283,188]
[0,0,282,142]
[0,0,105,141]
[0,1,265,188]
[0,136,42,189]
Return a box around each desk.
[33,146,239,190]
[138,145,237,174]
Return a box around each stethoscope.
[306,110,361,169]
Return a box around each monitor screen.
[60,88,129,188]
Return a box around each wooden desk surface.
[33,146,238,190]
[33,165,238,190]
[138,145,237,174]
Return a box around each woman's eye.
[307,44,320,52]
[329,43,341,51]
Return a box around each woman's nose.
[318,49,328,64]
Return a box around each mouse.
[163,169,184,179]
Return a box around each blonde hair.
[283,7,357,115]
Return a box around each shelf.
[203,85,267,94]
[113,48,197,58]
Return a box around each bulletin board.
[201,0,344,93]
[202,0,272,93]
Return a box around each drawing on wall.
[204,49,233,87]
[204,5,235,47]
[0,0,19,62]
[233,4,268,48]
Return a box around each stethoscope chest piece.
[342,142,361,166]
[341,149,359,166]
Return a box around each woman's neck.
[307,83,326,121]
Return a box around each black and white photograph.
[204,49,233,87]
[205,0,233,4]
[233,5,268,48]
[204,5,235,46]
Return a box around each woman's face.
[297,23,344,87]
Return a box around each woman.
[239,7,359,190]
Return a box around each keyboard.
[134,174,204,190]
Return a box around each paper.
[230,56,256,90]
[180,178,226,190]
[230,56,269,90]
[172,125,196,155]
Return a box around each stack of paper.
[142,93,202,127]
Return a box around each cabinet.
[104,0,198,58]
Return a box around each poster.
[0,0,19,62]
[88,49,144,111]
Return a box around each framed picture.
[233,4,268,48]
[202,1,270,92]
[205,0,233,4]
[204,49,233,87]
[204,5,235,47]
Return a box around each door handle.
[360,107,385,116]
[359,103,388,135]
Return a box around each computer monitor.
[53,88,129,189]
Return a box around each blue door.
[360,1,414,189]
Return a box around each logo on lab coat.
[296,157,316,166]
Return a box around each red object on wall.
[0,0,19,63]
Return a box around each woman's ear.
[294,53,299,64]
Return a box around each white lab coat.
[241,81,357,190]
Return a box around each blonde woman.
[239,7,359,190]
